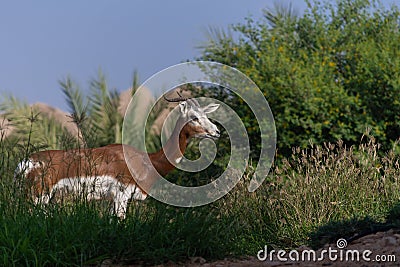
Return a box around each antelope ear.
[179,101,188,114]
[202,103,220,114]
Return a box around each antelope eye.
[191,117,199,122]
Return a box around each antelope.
[15,93,220,218]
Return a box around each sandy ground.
[102,228,400,267]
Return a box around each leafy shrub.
[199,0,400,158]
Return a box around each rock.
[383,236,398,246]
[189,257,207,264]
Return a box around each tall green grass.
[0,123,399,266]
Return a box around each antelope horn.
[163,91,188,102]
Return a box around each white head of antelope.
[164,93,221,141]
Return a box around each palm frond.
[196,25,234,51]
[263,1,299,29]
[131,69,140,97]
[59,76,87,116]
[0,95,74,150]
[88,70,123,146]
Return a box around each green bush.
[199,0,400,158]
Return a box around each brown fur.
[25,118,194,197]
[21,100,220,210]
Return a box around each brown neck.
[149,118,190,176]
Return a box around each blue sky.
[0,0,396,111]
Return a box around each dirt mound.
[33,102,79,136]
[110,229,398,267]
[198,229,399,266]
[1,88,136,139]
